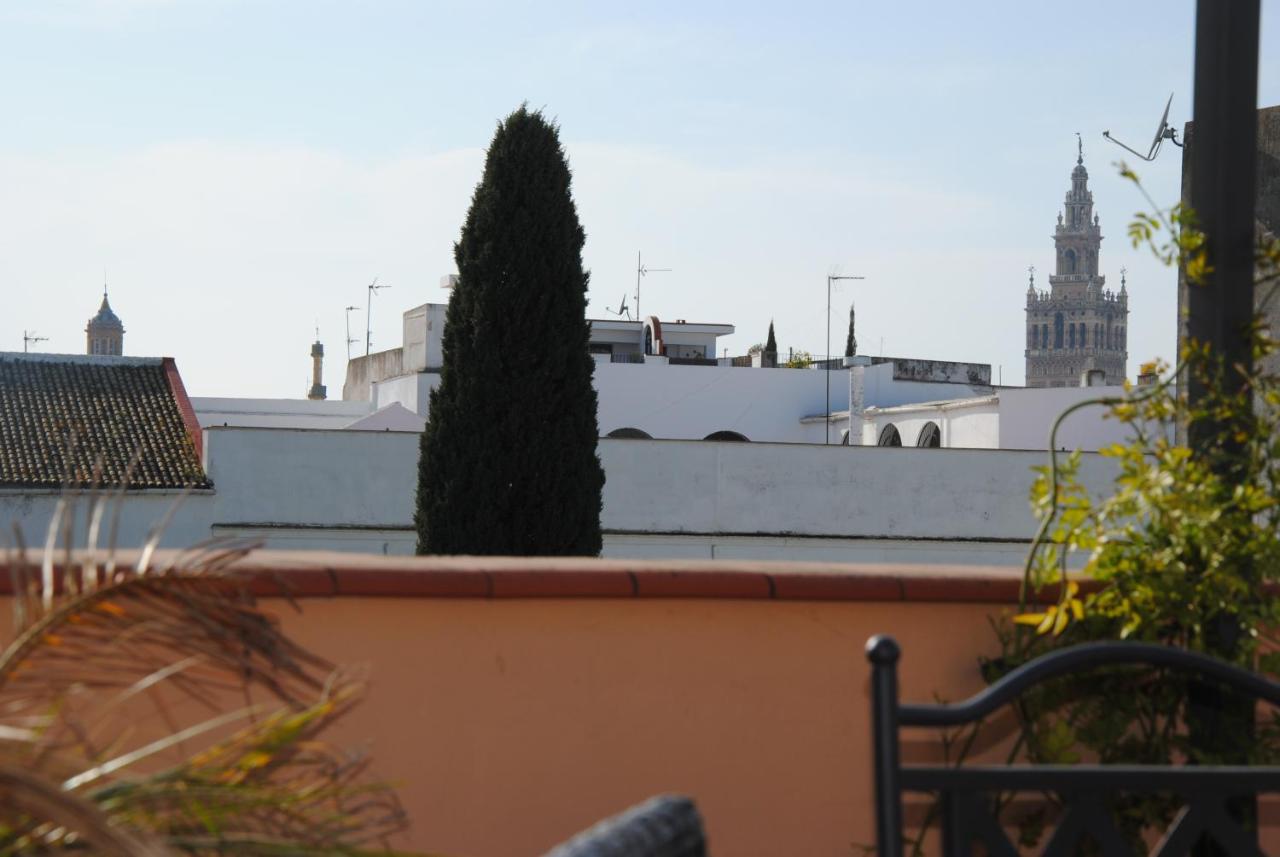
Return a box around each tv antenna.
[344,305,361,361]
[634,252,670,322]
[605,293,632,321]
[364,278,390,357]
[1103,93,1182,162]
[22,330,48,353]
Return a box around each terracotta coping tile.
[770,569,905,601]
[338,568,493,598]
[488,568,636,598]
[630,567,773,599]
[0,549,1047,604]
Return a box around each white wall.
[373,372,439,415]
[0,489,214,552]
[996,386,1135,450]
[199,431,1114,562]
[599,438,1114,542]
[204,427,420,528]
[860,385,1137,451]
[4,431,1117,564]
[595,362,844,443]
[862,401,1000,448]
[852,361,990,411]
[193,397,372,430]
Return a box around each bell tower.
[86,288,125,356]
[1025,138,1129,387]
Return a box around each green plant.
[845,303,857,358]
[784,350,813,369]
[918,171,1280,851]
[415,105,605,556]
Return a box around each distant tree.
[415,106,605,556]
[763,321,778,368]
[844,302,857,357]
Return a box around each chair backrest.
[865,634,1280,857]
[542,795,707,857]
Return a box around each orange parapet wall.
[0,554,1077,856]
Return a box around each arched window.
[704,430,749,442]
[916,422,941,448]
[1069,324,1076,349]
[877,424,902,447]
[1042,323,1049,349]
[606,427,652,439]
[1065,249,1077,274]
[1054,313,1064,349]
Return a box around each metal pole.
[866,635,903,857]
[364,279,387,358]
[827,275,865,445]
[344,305,359,362]
[1187,0,1259,451]
[365,281,374,358]
[1185,4,1260,851]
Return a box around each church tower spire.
[1024,142,1129,387]
[86,286,125,356]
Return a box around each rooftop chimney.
[308,339,327,400]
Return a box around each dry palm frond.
[0,474,414,855]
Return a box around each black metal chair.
[866,634,1280,856]
[542,794,707,857]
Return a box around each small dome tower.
[86,289,124,356]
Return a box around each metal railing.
[866,635,1280,856]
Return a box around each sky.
[3,0,1280,396]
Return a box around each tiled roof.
[0,353,209,489]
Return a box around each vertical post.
[866,635,903,857]
[365,280,388,358]
[826,275,833,445]
[366,280,374,358]
[1185,3,1260,853]
[635,251,643,323]
[1186,0,1259,447]
[827,275,865,445]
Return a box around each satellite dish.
[606,293,632,321]
[1103,93,1182,161]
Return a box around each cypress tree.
[844,302,857,357]
[415,106,604,556]
[764,321,777,357]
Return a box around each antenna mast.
[344,305,361,361]
[22,330,48,353]
[364,278,390,358]
[634,252,671,323]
